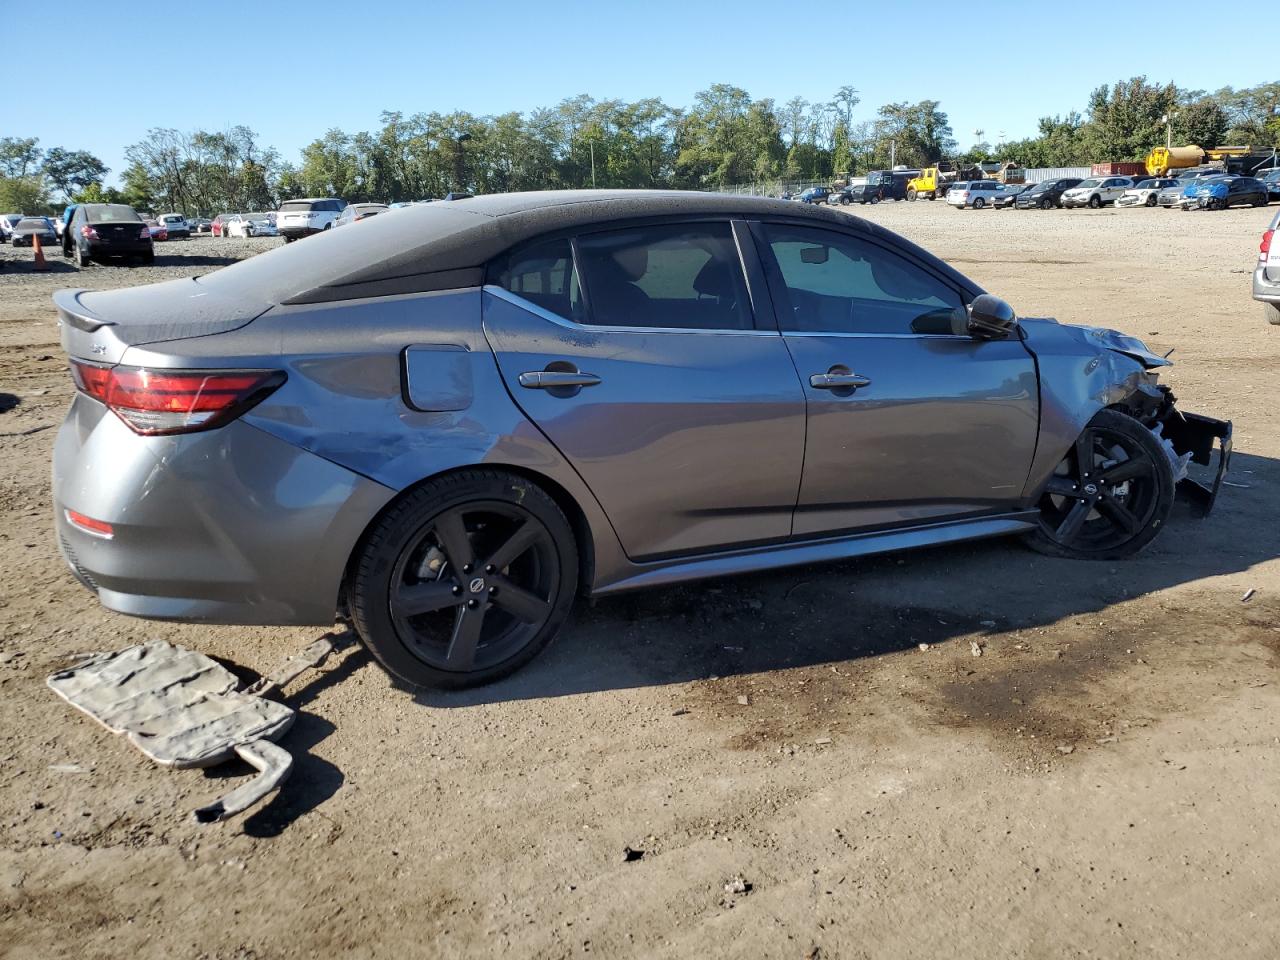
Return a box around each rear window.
[16,218,49,229]
[280,200,323,213]
[162,215,184,223]
[86,204,141,224]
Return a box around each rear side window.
[762,224,963,336]
[86,204,140,224]
[497,238,585,323]
[574,223,753,331]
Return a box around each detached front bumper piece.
[47,632,351,822]
[1162,410,1232,515]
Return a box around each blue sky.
[3,0,1267,185]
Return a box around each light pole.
[1161,112,1174,149]
[588,138,596,188]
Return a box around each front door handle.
[518,370,602,389]
[809,372,871,390]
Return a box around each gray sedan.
[51,191,1231,688]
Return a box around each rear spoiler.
[53,288,115,333]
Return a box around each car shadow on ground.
[203,645,365,837]
[415,449,1279,708]
[0,393,19,413]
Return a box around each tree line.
[2,78,1276,216]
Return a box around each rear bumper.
[53,397,395,625]
[87,239,151,257]
[1255,263,1280,305]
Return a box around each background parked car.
[143,218,169,241]
[1060,177,1133,208]
[225,213,278,238]
[1116,178,1179,208]
[276,197,345,241]
[946,180,1002,209]
[211,213,235,237]
[334,202,391,227]
[1256,207,1280,324]
[0,214,23,240]
[1014,178,1083,209]
[796,186,832,205]
[157,213,191,239]
[188,217,213,234]
[9,216,57,247]
[1157,170,1223,208]
[61,202,153,265]
[1258,169,1280,202]
[1180,176,1269,211]
[54,216,65,238]
[993,184,1032,209]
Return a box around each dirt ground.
[1,205,1278,959]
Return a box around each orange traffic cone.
[32,232,47,271]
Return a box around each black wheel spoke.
[1073,429,1095,480]
[483,520,541,572]
[395,580,462,617]
[491,578,552,624]
[444,606,486,670]
[1055,499,1091,542]
[1044,475,1079,497]
[1096,497,1141,535]
[1099,458,1152,484]
[433,509,474,571]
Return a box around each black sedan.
[1014,178,1083,210]
[61,203,154,266]
[10,216,57,247]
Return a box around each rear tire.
[1265,302,1280,326]
[349,470,579,689]
[1024,409,1175,560]
[76,246,91,267]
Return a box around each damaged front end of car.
[1020,320,1232,514]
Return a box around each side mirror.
[967,294,1018,339]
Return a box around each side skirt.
[591,510,1040,596]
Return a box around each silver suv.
[1060,177,1133,208]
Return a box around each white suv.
[1060,177,1133,209]
[276,197,346,242]
[945,180,1001,209]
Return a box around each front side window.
[496,238,585,323]
[574,223,753,330]
[762,225,964,336]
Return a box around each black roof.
[194,189,964,305]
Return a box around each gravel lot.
[2,206,1279,959]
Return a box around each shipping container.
[1023,166,1092,183]
[1091,162,1148,177]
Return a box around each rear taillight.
[1262,230,1274,262]
[139,225,151,240]
[81,225,98,240]
[70,361,285,435]
[65,509,114,539]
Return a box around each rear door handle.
[809,372,871,390]
[518,371,602,389]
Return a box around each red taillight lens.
[80,225,98,240]
[70,361,285,435]
[139,225,151,240]
[65,509,114,539]
[1262,230,1274,262]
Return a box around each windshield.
[86,204,141,224]
[1263,171,1280,182]
[1075,179,1101,188]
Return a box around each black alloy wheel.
[1040,197,1053,210]
[1026,409,1174,560]
[351,470,578,688]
